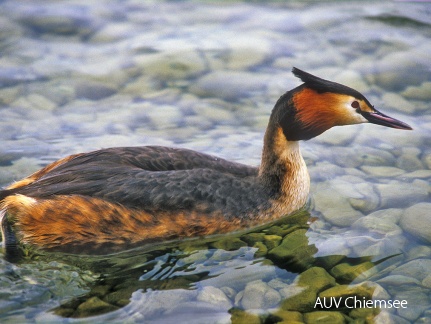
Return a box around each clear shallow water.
[0,0,430,323]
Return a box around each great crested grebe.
[0,68,411,256]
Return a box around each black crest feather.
[292,67,368,102]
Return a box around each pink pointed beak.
[361,109,412,130]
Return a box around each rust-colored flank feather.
[0,67,412,256]
[2,194,243,253]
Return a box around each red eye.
[351,101,360,109]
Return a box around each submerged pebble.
[197,286,232,309]
[399,203,431,244]
[312,180,364,227]
[189,70,268,101]
[239,280,281,309]
[376,182,429,209]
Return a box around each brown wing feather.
[1,146,264,218]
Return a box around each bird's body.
[0,68,411,256]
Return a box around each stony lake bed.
[0,0,430,323]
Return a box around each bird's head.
[274,67,412,141]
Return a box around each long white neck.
[259,126,310,216]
